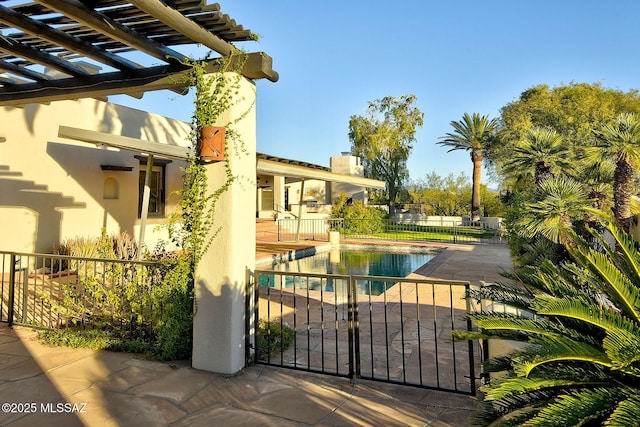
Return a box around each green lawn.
[344,224,501,242]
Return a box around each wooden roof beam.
[204,51,279,83]
[128,0,234,56]
[0,63,185,106]
[36,0,188,64]
[0,59,49,81]
[0,37,91,77]
[0,4,140,72]
[0,51,278,106]
[257,159,387,190]
[58,126,192,160]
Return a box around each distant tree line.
[404,171,503,217]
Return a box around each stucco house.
[1,98,187,253]
[0,97,382,254]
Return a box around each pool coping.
[256,242,332,268]
[255,240,448,271]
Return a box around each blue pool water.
[262,246,438,295]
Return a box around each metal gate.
[247,269,478,395]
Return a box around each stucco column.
[192,73,256,374]
[273,175,285,214]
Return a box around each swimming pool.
[262,245,439,295]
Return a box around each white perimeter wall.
[393,214,504,229]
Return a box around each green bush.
[147,247,194,360]
[39,230,195,361]
[330,194,387,235]
[44,230,149,331]
[456,223,640,426]
[257,319,294,359]
[39,327,152,354]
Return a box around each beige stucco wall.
[286,179,329,205]
[330,154,366,203]
[0,98,190,253]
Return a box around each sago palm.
[456,222,640,426]
[438,112,498,221]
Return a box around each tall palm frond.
[566,223,640,322]
[605,394,640,426]
[591,113,640,232]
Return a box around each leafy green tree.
[491,83,640,264]
[408,171,504,217]
[438,113,498,221]
[591,113,640,233]
[490,83,640,176]
[480,185,506,217]
[330,194,386,235]
[456,222,640,426]
[408,172,471,215]
[349,95,424,216]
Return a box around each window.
[136,156,170,218]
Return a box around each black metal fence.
[249,269,478,395]
[278,218,505,244]
[0,251,159,337]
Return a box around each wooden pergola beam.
[0,36,91,77]
[0,4,140,73]
[0,59,49,81]
[36,0,187,64]
[0,1,277,105]
[0,52,278,106]
[128,0,234,57]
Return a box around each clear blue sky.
[112,0,640,185]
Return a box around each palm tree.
[456,222,640,426]
[570,158,615,230]
[502,127,572,187]
[594,112,640,233]
[438,113,498,221]
[516,176,591,244]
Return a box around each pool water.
[262,246,437,296]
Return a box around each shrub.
[330,194,387,235]
[39,327,152,354]
[146,245,194,360]
[257,319,294,359]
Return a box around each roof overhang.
[58,126,191,160]
[256,158,386,189]
[57,126,386,190]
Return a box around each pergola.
[0,0,278,107]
